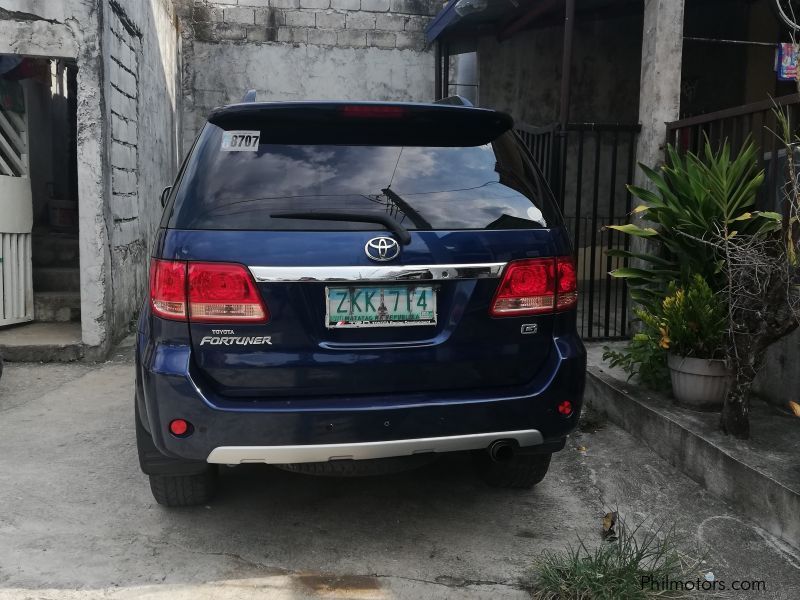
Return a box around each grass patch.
[529,515,699,599]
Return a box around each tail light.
[490,257,577,317]
[150,259,187,320]
[555,257,578,311]
[188,262,268,322]
[149,259,268,323]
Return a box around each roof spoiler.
[434,95,473,107]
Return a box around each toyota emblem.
[365,237,400,262]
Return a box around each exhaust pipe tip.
[488,440,514,462]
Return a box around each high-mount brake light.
[188,262,268,323]
[150,259,187,320]
[149,260,268,323]
[490,257,578,317]
[340,105,407,119]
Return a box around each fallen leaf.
[789,401,800,417]
[577,446,588,453]
[602,511,618,540]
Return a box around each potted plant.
[659,275,731,410]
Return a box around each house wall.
[0,0,181,353]
[102,0,182,342]
[473,13,644,234]
[476,13,643,126]
[753,330,800,408]
[176,0,437,152]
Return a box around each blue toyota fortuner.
[135,99,586,506]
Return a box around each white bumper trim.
[206,429,544,464]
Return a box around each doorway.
[0,56,80,331]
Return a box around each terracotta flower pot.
[667,354,732,411]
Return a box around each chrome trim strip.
[249,263,506,283]
[206,429,544,464]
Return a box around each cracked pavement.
[1,342,799,599]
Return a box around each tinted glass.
[169,124,559,231]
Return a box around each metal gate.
[516,122,640,340]
[0,82,34,327]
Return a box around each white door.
[0,82,34,327]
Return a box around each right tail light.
[490,257,577,317]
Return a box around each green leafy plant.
[659,274,727,359]
[607,138,780,312]
[529,515,698,600]
[603,275,726,387]
[603,307,670,390]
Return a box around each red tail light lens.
[149,260,268,323]
[188,262,268,323]
[150,259,187,320]
[490,257,578,317]
[556,257,578,310]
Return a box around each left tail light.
[149,259,268,323]
[150,259,187,320]
[490,257,578,317]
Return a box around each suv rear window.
[169,122,560,231]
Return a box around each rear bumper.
[137,334,586,464]
[207,429,544,464]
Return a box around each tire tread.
[474,453,552,489]
[148,470,217,507]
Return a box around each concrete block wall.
[1,0,181,352]
[754,329,800,408]
[189,0,433,49]
[103,0,182,342]
[177,0,438,151]
[108,6,142,248]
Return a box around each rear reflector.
[188,262,268,323]
[150,259,187,320]
[169,419,191,437]
[149,259,268,323]
[490,257,578,317]
[558,401,573,416]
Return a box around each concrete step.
[0,322,83,362]
[585,343,800,552]
[32,234,79,268]
[34,292,81,323]
[33,267,80,293]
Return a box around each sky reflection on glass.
[173,127,551,231]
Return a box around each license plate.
[326,285,437,328]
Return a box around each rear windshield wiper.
[270,211,412,245]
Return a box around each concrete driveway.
[1,342,799,599]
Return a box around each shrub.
[603,275,726,388]
[659,274,727,359]
[608,139,779,313]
